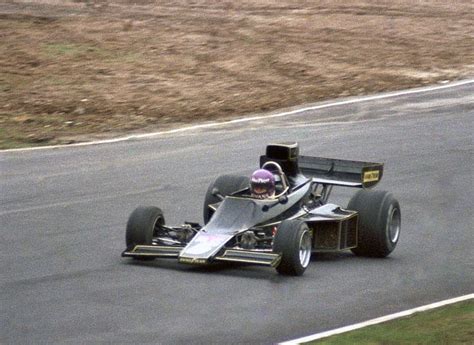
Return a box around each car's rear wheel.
[348,190,401,257]
[273,220,312,276]
[203,174,250,224]
[126,206,165,260]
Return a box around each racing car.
[122,142,401,276]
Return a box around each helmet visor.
[251,180,275,197]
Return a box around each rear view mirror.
[262,195,288,212]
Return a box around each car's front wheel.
[126,206,165,260]
[273,220,312,276]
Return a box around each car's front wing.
[122,245,183,258]
[122,245,281,267]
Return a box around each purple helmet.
[250,169,275,199]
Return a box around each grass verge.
[308,300,474,345]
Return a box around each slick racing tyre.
[126,206,165,260]
[273,220,312,276]
[348,190,401,257]
[203,174,249,224]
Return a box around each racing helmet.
[250,169,275,199]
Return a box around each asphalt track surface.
[1,81,473,344]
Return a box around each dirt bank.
[1,0,472,148]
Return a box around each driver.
[250,169,275,199]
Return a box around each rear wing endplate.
[299,156,383,188]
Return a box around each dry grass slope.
[0,0,473,148]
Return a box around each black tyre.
[348,190,401,257]
[203,174,249,224]
[273,220,312,276]
[126,206,165,260]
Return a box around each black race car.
[122,142,401,276]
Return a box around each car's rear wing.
[260,143,383,188]
[299,155,383,188]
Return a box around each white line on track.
[279,293,474,344]
[2,79,473,153]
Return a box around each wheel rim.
[152,216,164,237]
[299,230,312,268]
[388,207,401,243]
